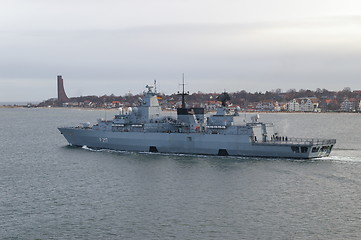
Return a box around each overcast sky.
[1,0,361,102]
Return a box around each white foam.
[322,155,361,163]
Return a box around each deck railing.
[254,137,336,145]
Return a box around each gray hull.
[59,127,334,159]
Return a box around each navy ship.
[58,83,336,159]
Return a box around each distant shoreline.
[0,102,39,105]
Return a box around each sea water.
[1,108,361,239]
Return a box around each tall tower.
[57,75,70,102]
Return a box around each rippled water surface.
[1,108,361,239]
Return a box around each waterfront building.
[340,98,356,112]
[287,98,319,112]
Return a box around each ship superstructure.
[59,83,335,159]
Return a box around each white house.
[340,98,356,112]
[287,99,300,111]
[287,98,317,112]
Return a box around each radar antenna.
[145,85,154,93]
[216,92,231,107]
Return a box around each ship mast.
[178,73,189,109]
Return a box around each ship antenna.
[178,73,189,109]
[154,79,157,93]
[182,73,185,93]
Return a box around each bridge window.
[312,147,319,153]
